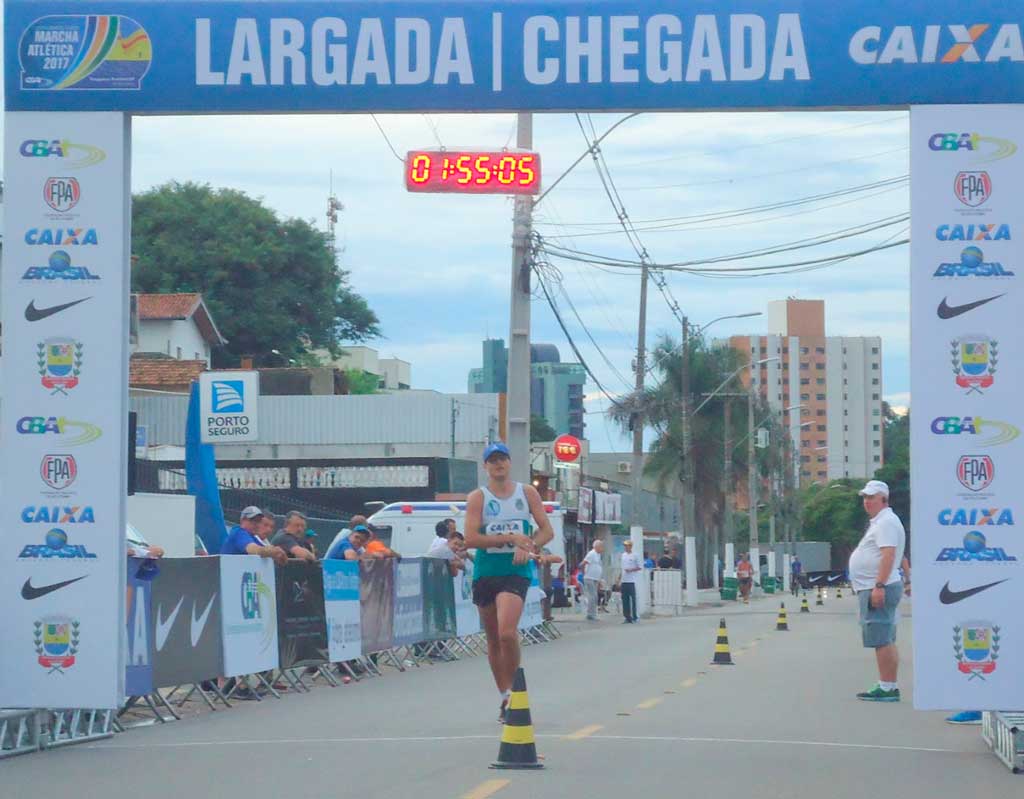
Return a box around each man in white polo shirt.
[849,480,906,702]
[619,539,642,623]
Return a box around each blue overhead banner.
[5,1,1024,113]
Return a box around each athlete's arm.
[462,490,494,550]
[524,485,554,549]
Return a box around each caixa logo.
[849,24,1024,65]
[930,416,1019,446]
[936,224,1010,241]
[936,531,1017,563]
[19,139,105,168]
[16,416,102,446]
[21,505,95,524]
[938,508,1014,526]
[927,133,1017,163]
[24,228,98,246]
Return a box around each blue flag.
[186,381,226,554]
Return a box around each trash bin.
[720,576,738,601]
[763,576,777,594]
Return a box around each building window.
[871,347,879,355]
[872,424,880,432]
[817,409,826,417]
[845,456,849,463]
[844,425,848,432]
[801,455,810,463]
[782,362,789,370]
[800,347,809,355]
[802,470,812,477]
[844,410,848,417]
[872,409,881,416]
[815,347,825,354]
[176,346,182,360]
[800,362,809,370]
[800,378,810,385]
[872,378,879,385]
[817,470,827,478]
[873,440,881,447]
[815,363,824,370]
[816,394,825,401]
[817,425,826,432]
[872,363,879,370]
[842,347,847,355]
[817,439,826,447]
[817,456,827,463]
[873,455,881,463]
[872,393,880,400]
[843,393,848,401]
[816,378,825,385]
[800,393,810,401]
[843,378,848,385]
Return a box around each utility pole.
[748,384,758,547]
[723,398,733,548]
[679,317,697,572]
[450,398,457,459]
[507,113,533,483]
[630,264,650,527]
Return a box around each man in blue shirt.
[326,525,371,560]
[791,556,803,595]
[220,506,287,565]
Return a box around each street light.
[693,311,763,335]
[692,356,779,417]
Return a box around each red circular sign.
[553,434,582,463]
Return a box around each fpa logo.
[927,133,1017,163]
[212,380,245,413]
[44,177,81,214]
[957,455,994,492]
[25,228,98,246]
[950,335,996,394]
[936,224,1010,241]
[930,416,1019,446]
[849,24,1024,65]
[933,247,1013,278]
[954,172,992,208]
[21,250,100,282]
[16,416,102,446]
[41,454,77,491]
[38,338,84,395]
[19,139,105,168]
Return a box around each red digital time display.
[405,150,541,195]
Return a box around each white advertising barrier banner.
[454,562,480,638]
[911,105,1024,711]
[220,555,279,676]
[323,560,362,662]
[0,113,130,709]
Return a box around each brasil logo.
[19,15,151,91]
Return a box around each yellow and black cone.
[711,618,734,665]
[800,595,810,613]
[491,668,543,770]
[836,587,843,599]
[776,603,789,631]
[815,587,824,606]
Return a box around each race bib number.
[481,519,530,552]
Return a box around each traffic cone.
[711,618,734,665]
[776,603,789,631]
[491,668,543,770]
[815,587,823,606]
[836,587,843,599]
[800,595,810,613]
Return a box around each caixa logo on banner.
[199,371,260,443]
[849,24,1024,67]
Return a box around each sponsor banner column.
[910,106,1024,710]
[324,560,361,662]
[1,112,130,709]
[220,555,279,677]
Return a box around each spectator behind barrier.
[271,510,317,562]
[220,506,287,565]
[326,526,370,560]
[358,513,400,559]
[425,518,465,576]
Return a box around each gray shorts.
[857,583,903,648]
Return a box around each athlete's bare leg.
[478,603,505,692]
[495,592,524,691]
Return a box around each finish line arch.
[2,1,1022,712]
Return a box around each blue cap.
[352,524,370,534]
[483,442,511,461]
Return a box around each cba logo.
[38,337,84,395]
[212,380,245,413]
[19,139,105,168]
[241,571,267,620]
[938,508,1013,526]
[934,247,1012,278]
[16,416,102,446]
[25,228,98,246]
[44,177,81,214]
[928,133,1017,163]
[953,621,1001,681]
[950,335,996,394]
[19,15,151,91]
[930,416,1019,446]
[41,454,77,491]
[954,172,992,208]
[935,224,1010,242]
[936,531,1016,562]
[21,250,101,282]
[19,528,97,560]
[34,616,80,674]
[957,455,994,492]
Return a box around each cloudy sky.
[126,109,909,452]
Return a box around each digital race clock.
[405,150,541,195]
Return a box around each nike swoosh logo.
[154,597,185,652]
[190,595,216,647]
[25,297,91,321]
[827,575,841,582]
[21,575,87,599]
[937,294,1004,320]
[939,579,1008,604]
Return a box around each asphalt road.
[2,593,1016,797]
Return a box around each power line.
[369,114,404,163]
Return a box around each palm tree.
[611,334,783,583]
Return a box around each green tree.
[799,479,868,568]
[131,181,379,367]
[530,414,557,442]
[342,369,379,395]
[874,402,910,541]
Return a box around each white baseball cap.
[240,506,264,520]
[858,480,889,498]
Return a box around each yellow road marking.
[461,779,510,799]
[565,724,604,740]
[636,697,663,710]
[680,678,698,689]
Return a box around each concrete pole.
[630,265,650,525]
[748,385,758,548]
[679,317,697,574]
[507,113,533,482]
[684,536,699,607]
[723,398,734,578]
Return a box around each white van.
[367,500,565,563]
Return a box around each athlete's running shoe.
[856,684,900,702]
